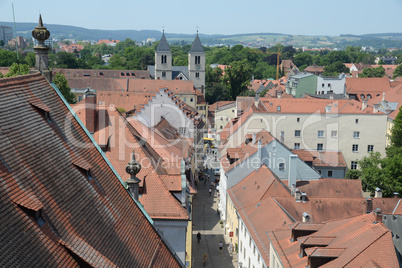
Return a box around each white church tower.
[155,31,172,80]
[188,32,205,95]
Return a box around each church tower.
[155,31,172,80]
[188,32,205,96]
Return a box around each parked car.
[214,168,220,176]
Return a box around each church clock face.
[195,64,200,71]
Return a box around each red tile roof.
[97,39,120,45]
[346,77,392,95]
[292,150,347,167]
[269,213,398,267]
[0,73,181,267]
[54,68,151,79]
[73,104,188,220]
[259,98,384,115]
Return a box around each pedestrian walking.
[219,241,223,254]
[197,232,201,244]
[209,188,212,196]
[202,253,207,266]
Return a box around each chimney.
[85,92,97,134]
[329,90,334,100]
[394,192,400,198]
[375,208,383,222]
[126,151,142,202]
[256,139,262,168]
[374,187,382,198]
[302,212,311,223]
[373,104,379,113]
[181,159,187,206]
[252,133,256,144]
[255,93,259,108]
[382,92,386,101]
[277,90,282,99]
[32,14,52,82]
[295,189,301,201]
[288,155,298,190]
[301,192,307,203]
[362,99,367,111]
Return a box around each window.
[322,83,325,88]
[220,126,223,129]
[294,143,300,150]
[162,71,166,77]
[249,237,251,247]
[328,170,333,177]
[196,72,200,78]
[352,144,359,152]
[331,130,338,137]
[295,130,301,137]
[258,254,260,263]
[277,106,281,112]
[368,145,374,152]
[195,55,201,64]
[240,241,242,253]
[318,130,324,138]
[190,98,193,102]
[353,131,360,138]
[317,169,321,174]
[355,119,359,124]
[253,244,256,255]
[161,55,167,64]
[220,117,223,120]
[78,95,83,102]
[328,83,331,88]
[183,97,187,102]
[297,117,300,123]
[351,161,358,169]
[317,143,323,151]
[279,163,285,171]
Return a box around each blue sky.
[0,0,401,36]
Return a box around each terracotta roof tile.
[0,73,181,267]
[292,150,347,167]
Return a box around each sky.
[0,0,401,36]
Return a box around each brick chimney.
[85,92,97,134]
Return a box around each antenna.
[12,3,20,75]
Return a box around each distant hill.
[1,21,401,49]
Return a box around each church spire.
[156,31,171,52]
[189,32,204,53]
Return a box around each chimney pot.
[394,192,399,198]
[374,187,382,198]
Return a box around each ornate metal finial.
[32,14,50,48]
[126,151,141,177]
[196,26,199,34]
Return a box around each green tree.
[53,72,76,104]
[392,64,402,79]
[24,52,36,68]
[390,106,402,148]
[359,66,386,78]
[55,51,78,68]
[323,62,349,76]
[223,60,252,101]
[5,62,30,77]
[293,52,313,68]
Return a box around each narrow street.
[192,154,237,268]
